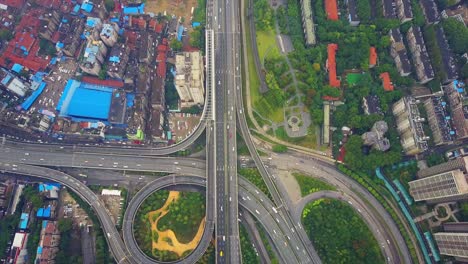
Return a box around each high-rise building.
[409,169,468,202]
[417,156,468,178]
[175,51,205,107]
[434,232,468,258]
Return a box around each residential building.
[434,232,468,258]
[8,232,28,264]
[435,27,458,84]
[441,3,468,26]
[38,11,61,41]
[409,169,468,202]
[167,16,179,37]
[151,74,165,111]
[299,0,316,45]
[83,17,103,41]
[406,26,435,84]
[346,0,360,26]
[444,80,468,139]
[362,95,382,115]
[417,156,468,178]
[100,23,119,47]
[395,0,413,23]
[361,121,391,151]
[420,0,440,24]
[389,28,412,76]
[150,108,164,140]
[175,51,205,107]
[137,31,151,63]
[80,40,108,76]
[58,16,85,57]
[392,96,429,155]
[423,96,454,145]
[0,67,30,97]
[107,43,130,79]
[382,0,397,19]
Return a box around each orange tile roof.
[379,72,394,91]
[327,43,341,88]
[325,0,339,20]
[369,47,377,67]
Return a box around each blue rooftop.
[177,25,184,41]
[81,2,93,13]
[19,213,29,229]
[123,3,145,15]
[20,82,46,110]
[11,63,23,73]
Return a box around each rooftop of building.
[435,27,458,81]
[327,43,341,88]
[380,72,394,91]
[383,0,397,18]
[408,26,435,79]
[363,94,382,115]
[399,0,413,18]
[325,0,339,20]
[420,0,440,23]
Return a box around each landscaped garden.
[134,190,206,262]
[302,198,384,263]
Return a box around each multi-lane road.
[212,0,242,259]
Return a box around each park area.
[134,190,206,261]
[302,199,384,263]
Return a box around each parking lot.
[168,112,201,142]
[28,58,78,115]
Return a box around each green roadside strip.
[337,164,420,263]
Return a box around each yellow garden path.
[148,191,206,257]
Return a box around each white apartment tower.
[175,51,205,107]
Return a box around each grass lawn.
[293,172,336,197]
[270,108,284,123]
[245,16,260,105]
[256,30,280,61]
[274,126,318,149]
[346,73,363,86]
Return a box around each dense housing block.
[406,26,435,84]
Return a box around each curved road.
[267,152,412,263]
[294,191,399,263]
[0,162,134,264]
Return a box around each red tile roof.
[0,0,24,8]
[325,0,339,20]
[81,76,124,88]
[131,17,146,29]
[379,72,394,91]
[157,61,166,77]
[369,47,377,67]
[327,43,341,88]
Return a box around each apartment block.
[100,23,119,47]
[420,0,440,24]
[406,26,435,84]
[436,27,458,84]
[80,40,108,76]
[395,0,413,23]
[299,0,316,45]
[409,169,468,202]
[434,232,468,258]
[417,156,468,178]
[389,28,412,76]
[445,80,468,140]
[107,43,129,79]
[423,97,454,145]
[392,96,429,155]
[175,51,205,107]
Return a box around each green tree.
[442,18,468,55]
[272,144,288,153]
[170,40,183,51]
[104,0,115,12]
[0,29,13,41]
